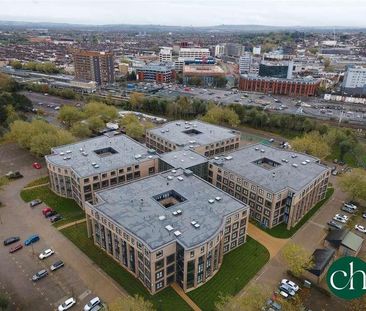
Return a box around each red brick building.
[239,76,320,96]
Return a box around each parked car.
[50,260,64,271]
[5,171,23,179]
[264,299,282,311]
[30,199,42,207]
[42,207,53,216]
[83,297,101,311]
[344,202,358,210]
[280,279,299,292]
[327,220,344,230]
[355,225,366,233]
[45,210,57,218]
[58,297,76,311]
[9,244,23,253]
[32,269,48,281]
[32,162,42,169]
[341,205,356,214]
[39,248,54,259]
[279,284,296,296]
[335,214,349,221]
[50,214,63,223]
[24,234,40,246]
[363,212,366,219]
[3,236,20,246]
[278,290,289,299]
[333,215,347,223]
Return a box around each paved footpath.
[171,283,201,311]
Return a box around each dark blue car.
[24,234,40,246]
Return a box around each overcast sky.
[1,0,365,27]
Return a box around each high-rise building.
[253,46,261,55]
[136,63,175,83]
[159,48,173,63]
[73,49,115,85]
[225,43,243,57]
[259,60,294,79]
[239,53,252,75]
[178,48,210,61]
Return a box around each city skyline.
[1,0,366,27]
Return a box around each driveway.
[0,144,127,310]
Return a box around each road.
[0,143,127,310]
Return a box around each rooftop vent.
[292,163,298,168]
[272,172,276,177]
[281,159,286,162]
[134,154,142,159]
[161,130,165,133]
[166,129,169,132]
[193,124,197,127]
[147,149,156,154]
[208,199,215,204]
[260,149,265,153]
[214,156,219,160]
[185,126,190,129]
[158,215,166,221]
[215,196,222,201]
[82,152,88,156]
[184,169,193,176]
[189,156,194,160]
[291,155,298,158]
[174,230,182,237]
[171,169,177,173]
[305,159,310,163]
[79,148,83,152]
[60,152,65,156]
[63,157,71,161]
[255,147,259,151]
[177,176,184,181]
[176,122,181,126]
[165,225,174,232]
[189,140,196,144]
[94,164,100,168]
[172,211,178,216]
[194,223,200,229]
[301,161,307,165]
[191,220,197,225]
[176,209,182,215]
[148,155,153,159]
[91,162,96,166]
[225,156,233,160]
[167,176,173,180]
[66,150,72,154]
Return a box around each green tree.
[87,116,105,132]
[0,293,9,311]
[125,121,145,140]
[10,60,22,69]
[70,122,92,138]
[58,106,85,128]
[281,242,313,277]
[129,92,145,110]
[202,105,240,127]
[213,76,228,88]
[109,295,155,311]
[291,131,331,160]
[0,73,19,92]
[215,285,270,311]
[119,114,140,127]
[5,105,21,126]
[84,101,118,122]
[339,169,366,201]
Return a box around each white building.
[253,46,261,55]
[214,44,225,58]
[239,53,252,74]
[159,48,173,63]
[179,48,210,60]
[342,66,366,89]
[174,57,185,73]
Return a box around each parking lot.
[0,143,126,310]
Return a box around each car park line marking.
[78,289,91,300]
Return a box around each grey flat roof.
[46,135,158,177]
[93,169,246,250]
[210,143,329,193]
[159,149,208,169]
[148,120,239,147]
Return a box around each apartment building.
[73,49,115,85]
[208,144,330,229]
[239,53,252,75]
[183,64,225,87]
[146,120,241,156]
[45,135,159,208]
[85,169,249,294]
[342,65,366,95]
[136,63,174,83]
[159,48,173,63]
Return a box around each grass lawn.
[20,185,84,227]
[24,176,50,188]
[61,223,191,311]
[187,237,269,311]
[252,187,335,239]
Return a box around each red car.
[42,207,53,216]
[9,244,23,253]
[32,162,42,169]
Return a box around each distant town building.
[183,64,225,87]
[73,49,115,85]
[159,48,173,63]
[239,75,320,97]
[341,65,366,96]
[225,43,243,58]
[174,58,185,73]
[239,53,252,75]
[84,168,249,294]
[136,63,175,83]
[214,44,226,57]
[259,60,294,79]
[252,46,261,55]
[179,48,210,61]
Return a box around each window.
[156,281,164,290]
[239,228,245,236]
[200,246,205,253]
[84,178,89,183]
[232,222,239,230]
[156,250,163,258]
[266,193,272,200]
[226,217,231,224]
[127,167,132,172]
[167,264,175,275]
[135,165,139,169]
[119,169,124,174]
[190,251,195,258]
[155,259,164,270]
[232,232,237,239]
[166,254,175,265]
[156,270,164,280]
[102,173,107,178]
